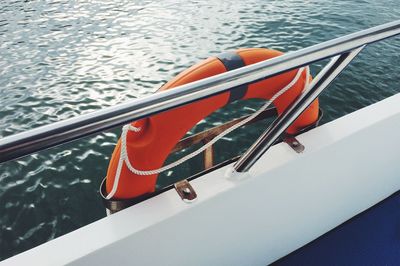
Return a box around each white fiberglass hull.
[2,93,400,266]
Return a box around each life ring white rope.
[106,66,310,199]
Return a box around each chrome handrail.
[0,20,399,164]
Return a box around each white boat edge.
[2,93,400,266]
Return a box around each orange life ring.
[105,48,319,199]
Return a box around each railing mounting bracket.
[174,179,197,203]
[284,135,305,153]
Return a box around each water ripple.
[0,0,399,261]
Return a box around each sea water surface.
[0,0,399,261]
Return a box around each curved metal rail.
[0,20,399,166]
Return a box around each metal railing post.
[234,46,365,173]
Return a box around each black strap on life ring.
[216,51,248,103]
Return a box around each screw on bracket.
[174,179,197,203]
[284,135,305,153]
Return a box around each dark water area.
[0,0,399,261]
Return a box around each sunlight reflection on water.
[0,0,399,261]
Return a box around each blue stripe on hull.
[273,191,400,265]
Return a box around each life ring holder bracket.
[100,108,323,213]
